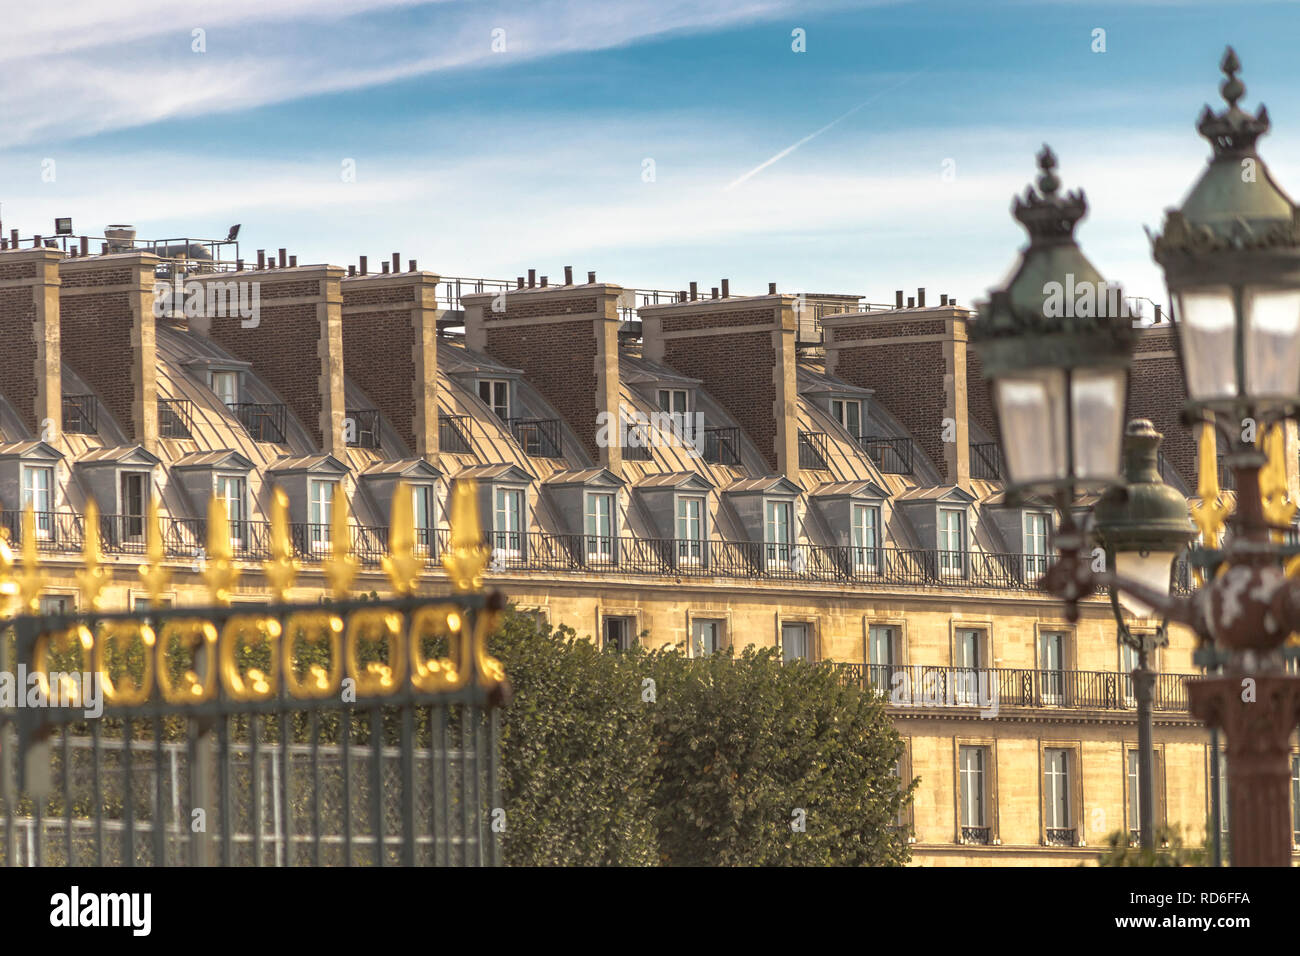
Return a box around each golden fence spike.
[15,503,47,614]
[323,486,358,600]
[202,494,239,605]
[442,478,488,593]
[1190,416,1232,550]
[75,497,109,611]
[382,480,422,596]
[263,486,299,601]
[138,496,172,601]
[1260,422,1296,533]
[0,527,17,618]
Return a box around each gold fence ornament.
[282,611,344,699]
[138,497,172,604]
[219,614,283,701]
[95,621,157,706]
[1190,418,1232,587]
[409,604,468,692]
[76,498,109,611]
[344,608,405,696]
[323,489,358,600]
[442,479,488,592]
[0,531,17,619]
[1259,422,1296,534]
[15,504,48,615]
[202,496,239,605]
[32,624,94,708]
[263,486,299,601]
[382,481,422,597]
[471,601,506,690]
[155,619,220,704]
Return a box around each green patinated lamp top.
[1093,419,1197,553]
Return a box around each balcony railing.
[62,395,97,435]
[346,408,381,449]
[508,418,562,458]
[703,426,741,465]
[227,402,287,443]
[862,436,914,475]
[960,826,991,845]
[1045,828,1077,847]
[798,431,830,470]
[970,442,1001,480]
[439,415,473,454]
[842,663,1193,712]
[158,398,194,439]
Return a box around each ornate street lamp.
[1093,420,1196,850]
[974,48,1300,867]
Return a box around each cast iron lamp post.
[1092,420,1197,851]
[973,49,1300,867]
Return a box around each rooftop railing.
[703,426,741,465]
[158,398,194,439]
[227,402,287,444]
[798,431,830,471]
[346,408,381,449]
[970,442,1001,480]
[508,417,563,458]
[862,436,914,475]
[62,395,97,435]
[438,415,473,454]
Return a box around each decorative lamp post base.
[1186,673,1300,867]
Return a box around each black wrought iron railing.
[703,426,741,465]
[158,398,194,439]
[347,408,382,449]
[798,431,830,470]
[439,415,473,454]
[841,663,1193,712]
[228,402,287,443]
[970,442,1001,480]
[862,436,914,475]
[1045,828,1076,847]
[62,395,97,435]
[508,418,562,458]
[960,826,991,845]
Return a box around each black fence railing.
[158,398,194,439]
[970,442,1001,480]
[346,409,382,449]
[798,431,830,470]
[439,415,473,454]
[228,402,287,443]
[508,418,562,458]
[62,395,97,435]
[703,426,741,466]
[862,436,914,475]
[841,663,1193,712]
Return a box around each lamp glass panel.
[1071,367,1126,483]
[994,370,1067,485]
[1114,550,1177,619]
[1243,287,1300,401]
[1173,287,1236,400]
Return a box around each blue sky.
[2,0,1299,308]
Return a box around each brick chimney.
[58,252,159,451]
[0,247,63,441]
[188,264,347,454]
[462,280,624,467]
[823,301,973,486]
[640,292,800,478]
[341,270,441,459]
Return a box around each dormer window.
[412,484,435,554]
[938,508,966,576]
[120,472,150,542]
[831,398,863,439]
[493,487,525,556]
[584,491,615,561]
[210,370,239,406]
[478,379,510,421]
[676,495,705,564]
[216,474,247,548]
[657,388,688,415]
[765,499,794,565]
[851,502,880,571]
[22,465,54,538]
[309,479,337,550]
[1024,511,1051,575]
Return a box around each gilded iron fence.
[0,482,507,867]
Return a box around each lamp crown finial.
[1012,145,1087,243]
[1196,46,1269,157]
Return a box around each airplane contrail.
[724,71,925,191]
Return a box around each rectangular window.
[958,746,987,836]
[1044,748,1072,841]
[765,500,793,565]
[1024,512,1051,576]
[603,616,634,652]
[831,398,862,439]
[692,619,724,657]
[584,492,614,561]
[1127,750,1142,844]
[493,487,524,556]
[21,465,53,539]
[412,484,435,554]
[215,474,246,548]
[1040,631,1065,704]
[781,622,810,663]
[675,496,704,564]
[851,503,879,572]
[954,628,982,705]
[478,379,510,421]
[1121,642,1140,706]
[120,472,147,542]
[39,595,73,616]
[868,624,896,693]
[210,370,239,406]
[938,508,965,576]
[309,479,337,551]
[657,389,688,414]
